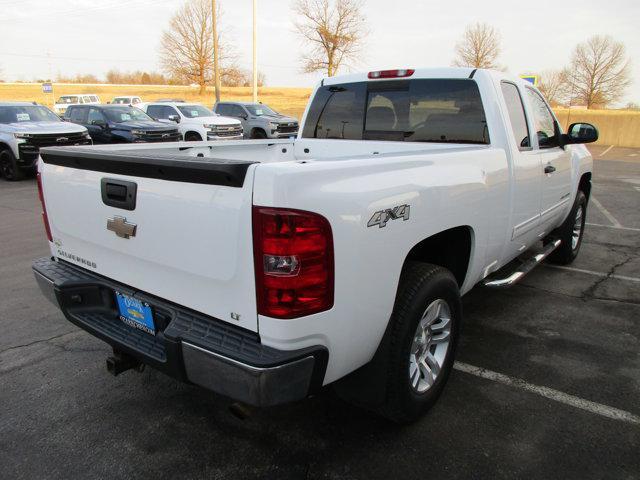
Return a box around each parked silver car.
[213,102,298,139]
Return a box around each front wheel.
[377,262,461,423]
[547,190,587,265]
[0,149,24,181]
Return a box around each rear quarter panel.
[253,146,509,383]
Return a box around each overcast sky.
[1,0,638,104]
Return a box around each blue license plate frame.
[115,291,155,336]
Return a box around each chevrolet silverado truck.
[32,68,597,422]
[0,102,91,180]
[214,101,299,139]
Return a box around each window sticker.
[255,109,263,115]
[16,113,31,121]
[120,114,132,121]
[191,110,199,117]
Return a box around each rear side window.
[303,79,488,144]
[302,82,366,140]
[526,88,559,149]
[501,82,530,150]
[147,105,177,120]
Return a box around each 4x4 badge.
[367,204,410,228]
[107,216,137,239]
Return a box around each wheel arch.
[403,225,474,288]
[251,127,267,137]
[184,130,203,141]
[578,172,592,200]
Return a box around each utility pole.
[212,0,221,103]
[252,0,258,102]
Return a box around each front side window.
[501,82,530,149]
[526,88,559,149]
[302,79,488,144]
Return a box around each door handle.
[544,164,556,174]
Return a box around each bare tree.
[537,70,569,107]
[159,0,234,94]
[565,35,630,109]
[452,22,501,69]
[294,0,367,77]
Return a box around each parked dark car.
[64,105,182,144]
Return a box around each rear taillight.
[368,69,415,79]
[36,172,53,242]
[253,206,334,319]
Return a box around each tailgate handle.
[101,178,137,211]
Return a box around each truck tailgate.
[39,147,259,332]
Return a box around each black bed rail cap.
[40,147,257,188]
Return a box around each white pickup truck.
[33,68,597,422]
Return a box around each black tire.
[0,148,24,181]
[185,132,202,142]
[375,262,462,423]
[547,190,587,265]
[250,129,267,139]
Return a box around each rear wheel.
[0,148,24,181]
[547,190,587,265]
[185,132,202,142]
[376,262,461,423]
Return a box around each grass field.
[0,83,313,120]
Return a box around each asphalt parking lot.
[1,145,638,479]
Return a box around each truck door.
[525,88,572,233]
[500,81,542,257]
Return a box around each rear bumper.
[33,257,327,406]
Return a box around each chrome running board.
[483,239,562,288]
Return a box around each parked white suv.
[138,102,243,141]
[0,102,91,180]
[53,94,101,116]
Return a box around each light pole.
[252,0,258,102]
[212,0,221,103]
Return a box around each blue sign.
[42,82,52,93]
[520,75,538,86]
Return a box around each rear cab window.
[302,79,489,144]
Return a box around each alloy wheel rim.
[0,157,13,179]
[572,205,584,250]
[409,299,452,394]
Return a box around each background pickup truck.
[33,67,597,423]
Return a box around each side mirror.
[563,122,598,145]
[91,119,106,128]
[240,113,248,120]
[168,114,180,123]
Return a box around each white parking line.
[590,196,622,228]
[586,222,640,232]
[600,145,614,157]
[544,264,640,283]
[454,362,640,425]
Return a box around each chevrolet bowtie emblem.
[107,216,137,239]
